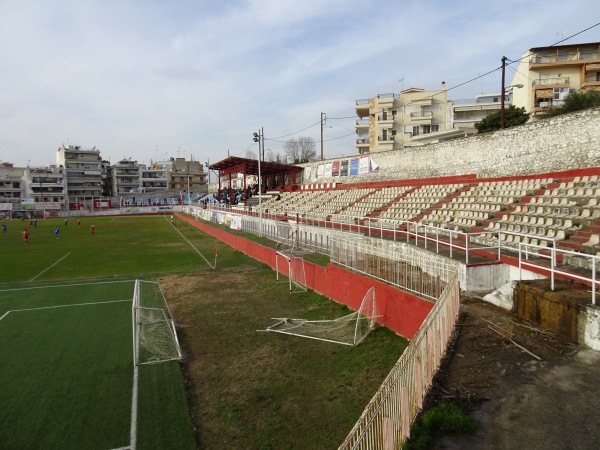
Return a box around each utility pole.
[253,129,263,236]
[320,112,326,161]
[501,56,507,129]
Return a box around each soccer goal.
[275,251,307,293]
[132,280,182,366]
[263,286,378,346]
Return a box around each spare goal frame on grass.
[275,251,308,293]
[132,279,183,366]
[263,286,378,346]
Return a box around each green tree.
[475,105,530,133]
[543,89,600,118]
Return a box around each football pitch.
[0,214,409,448]
[0,215,225,449]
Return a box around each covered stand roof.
[208,156,302,179]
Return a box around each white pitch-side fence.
[338,269,460,449]
[330,235,458,302]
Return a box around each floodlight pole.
[253,129,264,237]
[501,56,507,129]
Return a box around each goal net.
[276,251,307,293]
[132,280,182,366]
[264,286,378,346]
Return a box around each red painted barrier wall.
[177,214,433,339]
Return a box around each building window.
[412,126,420,136]
[432,124,439,132]
[423,125,431,134]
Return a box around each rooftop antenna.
[556,30,567,42]
[398,77,405,92]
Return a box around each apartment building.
[110,159,141,195]
[354,82,449,154]
[451,92,514,129]
[0,163,25,214]
[26,166,66,205]
[56,145,102,202]
[511,42,600,118]
[140,163,168,193]
[169,158,206,194]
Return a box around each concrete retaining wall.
[301,107,600,184]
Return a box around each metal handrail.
[198,204,600,304]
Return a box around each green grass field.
[0,214,408,449]
[0,215,230,449]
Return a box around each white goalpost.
[275,251,307,293]
[263,286,378,346]
[132,280,182,366]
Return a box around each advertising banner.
[303,166,311,182]
[359,156,370,175]
[340,160,348,176]
[316,164,325,179]
[349,158,359,176]
[332,160,340,177]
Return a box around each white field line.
[29,253,71,282]
[0,299,132,321]
[130,364,139,450]
[0,279,135,293]
[1,294,136,450]
[166,217,215,269]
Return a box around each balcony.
[409,111,433,124]
[532,77,570,86]
[355,138,369,149]
[582,72,600,89]
[375,93,398,108]
[377,113,394,125]
[355,99,370,118]
[355,118,370,129]
[530,51,599,66]
[377,135,394,142]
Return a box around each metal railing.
[330,236,458,302]
[339,269,460,449]
[193,204,600,303]
[532,77,570,86]
[530,52,599,64]
[410,111,432,118]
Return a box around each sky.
[1,0,599,169]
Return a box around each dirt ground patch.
[158,261,600,449]
[427,294,600,449]
[157,268,407,449]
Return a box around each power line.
[236,21,600,159]
[265,121,321,141]
[323,132,355,142]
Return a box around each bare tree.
[265,148,277,162]
[246,149,257,160]
[284,137,317,163]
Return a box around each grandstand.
[252,174,600,258]
[197,107,600,337]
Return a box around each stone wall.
[301,107,600,184]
